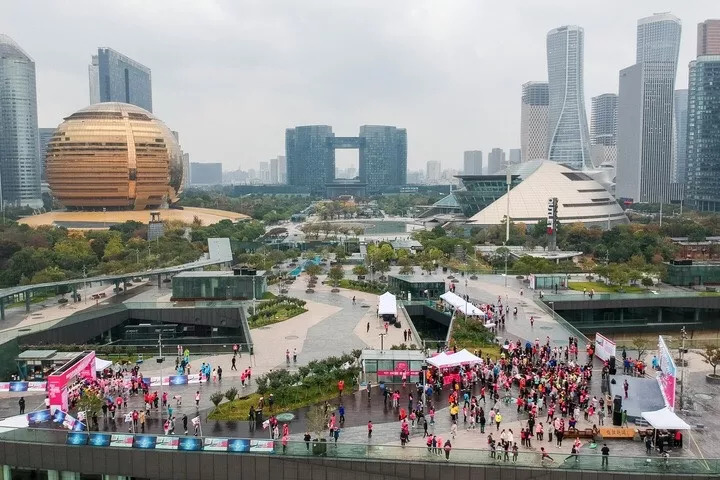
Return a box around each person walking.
[304,432,311,451]
[423,417,429,437]
[367,420,373,439]
[195,391,200,408]
[18,397,25,414]
[623,379,629,399]
[621,409,628,428]
[293,348,297,364]
[601,443,610,468]
[366,321,370,333]
[231,356,237,371]
[495,412,502,431]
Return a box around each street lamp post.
[379,333,386,351]
[549,301,555,319]
[157,332,165,422]
[679,326,687,409]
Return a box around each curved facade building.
[546,26,592,170]
[0,35,42,208]
[46,103,183,210]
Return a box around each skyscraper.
[697,20,720,56]
[37,128,56,181]
[546,26,592,170]
[259,161,270,183]
[673,89,688,183]
[277,155,287,184]
[463,151,482,175]
[426,161,441,183]
[0,35,42,208]
[520,81,549,162]
[509,149,521,165]
[286,125,334,195]
[616,13,681,203]
[685,56,720,211]
[270,157,279,184]
[358,125,407,188]
[89,48,152,111]
[487,148,506,174]
[590,93,618,167]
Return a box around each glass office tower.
[546,26,592,170]
[90,48,152,112]
[686,56,720,211]
[286,125,335,195]
[359,125,407,188]
[0,35,42,208]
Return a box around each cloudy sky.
[4,0,716,173]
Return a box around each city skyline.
[1,1,716,173]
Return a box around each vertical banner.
[657,335,677,411]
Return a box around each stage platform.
[609,374,666,422]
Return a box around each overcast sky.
[4,1,716,172]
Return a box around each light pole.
[157,332,165,422]
[82,265,88,304]
[679,326,687,409]
[379,332,386,351]
[549,301,555,319]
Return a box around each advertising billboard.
[657,335,677,411]
[133,435,158,449]
[66,432,88,446]
[89,433,111,447]
[594,333,617,362]
[178,437,203,451]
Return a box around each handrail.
[397,301,421,348]
[0,427,711,475]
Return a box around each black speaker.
[609,367,617,375]
[613,410,622,426]
[609,355,616,370]
[613,395,622,412]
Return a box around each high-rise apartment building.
[487,148,506,174]
[590,93,618,167]
[426,161,441,183]
[616,13,681,203]
[277,155,287,184]
[89,48,152,111]
[686,56,720,211]
[509,149,521,165]
[546,26,592,170]
[520,81,549,162]
[697,20,720,56]
[463,151,483,175]
[673,89,689,183]
[270,157,279,184]
[0,35,42,208]
[259,161,270,183]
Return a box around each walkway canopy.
[641,407,691,430]
[378,292,397,316]
[427,349,482,368]
[440,292,485,317]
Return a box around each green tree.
[210,391,225,413]
[103,236,125,260]
[352,264,368,278]
[327,265,345,286]
[305,264,322,278]
[632,337,650,361]
[224,387,238,403]
[30,266,67,284]
[399,264,414,275]
[700,345,720,376]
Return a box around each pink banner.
[377,370,421,377]
[47,352,97,412]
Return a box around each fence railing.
[0,427,714,475]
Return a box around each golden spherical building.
[46,102,184,210]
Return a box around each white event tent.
[427,349,483,368]
[440,292,485,317]
[378,292,397,317]
[641,407,691,430]
[95,358,113,371]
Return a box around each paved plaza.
[0,269,718,466]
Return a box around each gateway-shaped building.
[467,161,628,230]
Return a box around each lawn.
[567,281,647,294]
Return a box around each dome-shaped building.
[46,102,184,210]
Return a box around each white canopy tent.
[95,358,113,371]
[641,407,691,430]
[427,349,483,368]
[378,292,397,316]
[440,292,485,317]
